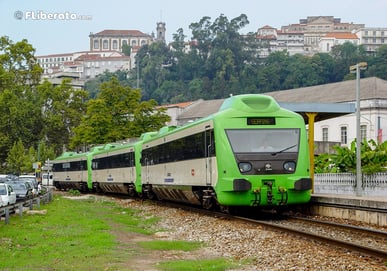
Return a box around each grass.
[137,240,203,251]
[157,258,240,271]
[0,195,155,270]
[0,194,247,271]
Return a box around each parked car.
[9,181,33,201]
[0,183,17,206]
[18,175,39,196]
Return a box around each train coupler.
[263,181,274,204]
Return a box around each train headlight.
[239,162,252,173]
[283,161,296,172]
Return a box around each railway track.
[153,200,387,262]
[237,214,387,261]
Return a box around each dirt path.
[110,223,217,271]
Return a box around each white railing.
[314,172,387,197]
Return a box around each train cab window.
[226,129,300,153]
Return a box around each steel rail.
[232,215,387,261]
[151,200,387,261]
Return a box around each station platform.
[306,194,387,227]
[312,193,387,210]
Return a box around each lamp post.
[349,62,367,196]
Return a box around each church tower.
[156,22,166,43]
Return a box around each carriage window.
[141,130,215,166]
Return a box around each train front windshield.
[226,129,300,153]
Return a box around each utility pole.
[349,62,367,196]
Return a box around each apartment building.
[37,53,74,75]
[354,27,387,53]
[62,52,131,79]
[282,16,364,53]
[256,16,380,56]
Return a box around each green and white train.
[52,94,312,209]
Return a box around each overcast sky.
[1,0,386,56]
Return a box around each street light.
[349,62,367,197]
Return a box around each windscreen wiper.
[271,144,297,156]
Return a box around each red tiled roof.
[91,30,150,37]
[260,25,275,29]
[324,32,358,39]
[37,52,73,58]
[159,101,194,109]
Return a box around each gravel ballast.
[122,199,386,271]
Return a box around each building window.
[322,128,328,142]
[360,125,367,141]
[341,127,347,144]
[93,40,99,49]
[103,40,109,49]
[131,40,137,46]
[112,40,118,49]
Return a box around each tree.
[0,36,42,89]
[38,79,88,154]
[121,43,131,56]
[0,36,43,165]
[6,139,27,174]
[70,77,170,149]
[366,45,387,80]
[330,42,368,81]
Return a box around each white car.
[0,183,17,206]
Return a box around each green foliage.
[38,79,88,154]
[6,139,27,174]
[366,44,387,80]
[70,76,170,148]
[121,43,131,56]
[138,240,203,251]
[2,17,387,171]
[158,258,239,271]
[82,16,387,107]
[315,139,387,174]
[68,189,81,196]
[0,37,44,166]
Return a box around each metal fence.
[0,188,54,224]
[314,172,387,197]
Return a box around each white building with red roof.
[319,32,360,52]
[89,29,153,52]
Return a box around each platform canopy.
[279,102,356,124]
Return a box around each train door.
[143,151,151,184]
[205,126,213,186]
